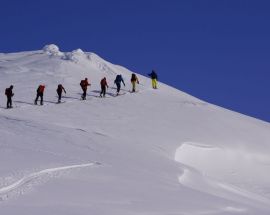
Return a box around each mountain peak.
[42,44,87,63]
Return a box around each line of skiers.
[4,71,158,108]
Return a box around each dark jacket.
[5,87,14,97]
[114,75,125,85]
[57,84,66,94]
[148,71,158,80]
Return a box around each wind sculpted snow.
[0,44,270,214]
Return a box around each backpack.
[152,72,157,79]
[115,75,122,82]
[80,80,84,87]
[131,74,137,82]
[37,85,45,93]
[5,88,8,96]
[57,84,62,93]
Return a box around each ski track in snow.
[0,162,100,200]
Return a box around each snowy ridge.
[0,45,270,214]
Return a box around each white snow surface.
[0,45,270,214]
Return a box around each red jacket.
[100,78,108,87]
[37,85,45,93]
[80,80,90,90]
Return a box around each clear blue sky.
[1,0,270,122]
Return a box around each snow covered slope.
[0,44,270,215]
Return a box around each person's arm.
[63,87,66,94]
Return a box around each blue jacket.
[148,71,158,80]
[114,75,125,85]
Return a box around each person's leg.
[103,86,106,97]
[100,86,105,97]
[83,89,86,100]
[117,83,120,94]
[153,79,157,89]
[40,93,43,105]
[6,97,10,108]
[9,97,12,108]
[100,87,103,97]
[35,93,39,105]
[132,82,136,92]
[58,92,61,102]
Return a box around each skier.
[114,74,125,95]
[35,85,45,105]
[130,73,139,93]
[5,85,14,109]
[56,84,66,103]
[148,70,158,89]
[80,78,90,100]
[100,77,108,97]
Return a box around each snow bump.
[43,44,63,56]
[61,49,86,62]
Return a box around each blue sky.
[1,0,270,122]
